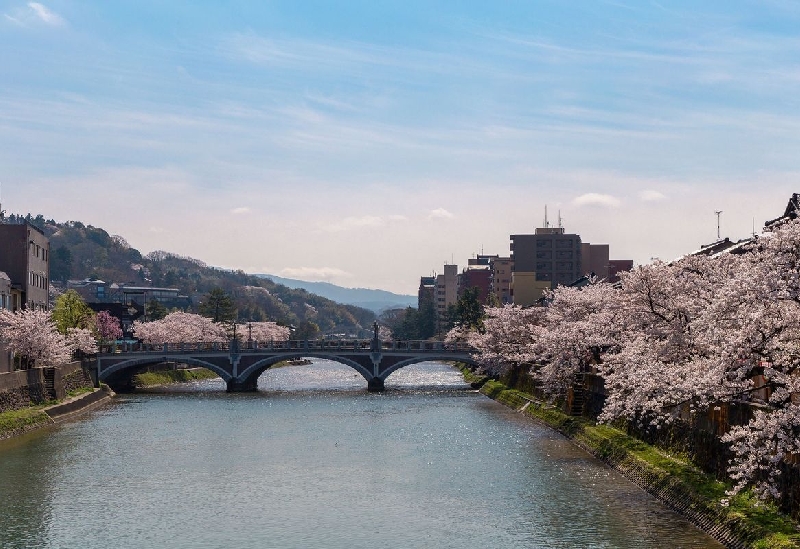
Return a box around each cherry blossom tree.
[132,312,227,345]
[236,321,290,343]
[462,217,800,500]
[94,311,123,342]
[597,254,744,427]
[532,281,622,397]
[66,327,98,356]
[0,308,72,368]
[458,304,543,377]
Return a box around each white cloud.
[231,207,251,215]
[280,266,352,281]
[572,193,621,208]
[429,207,454,219]
[27,2,65,26]
[639,190,667,202]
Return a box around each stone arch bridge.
[90,337,477,393]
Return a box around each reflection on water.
[0,360,723,549]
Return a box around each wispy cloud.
[572,193,621,208]
[231,207,251,215]
[5,2,67,28]
[429,208,454,219]
[28,2,64,26]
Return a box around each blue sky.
[2,1,799,294]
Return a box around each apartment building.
[434,264,458,330]
[490,256,514,305]
[0,222,50,310]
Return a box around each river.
[0,360,723,548]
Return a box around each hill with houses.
[5,213,376,337]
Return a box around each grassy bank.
[474,375,800,549]
[133,367,219,388]
[0,405,53,440]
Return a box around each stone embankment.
[467,370,800,549]
[0,362,115,441]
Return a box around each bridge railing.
[97,339,475,356]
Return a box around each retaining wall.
[0,362,94,413]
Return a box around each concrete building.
[434,264,458,330]
[608,259,634,283]
[581,243,610,280]
[510,227,582,304]
[0,222,50,310]
[417,276,435,310]
[67,279,189,310]
[460,255,494,304]
[490,256,514,305]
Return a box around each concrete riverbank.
[0,385,115,441]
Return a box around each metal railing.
[97,340,475,355]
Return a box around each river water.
[0,360,723,549]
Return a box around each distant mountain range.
[256,275,416,314]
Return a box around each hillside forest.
[8,213,376,338]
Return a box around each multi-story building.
[509,223,633,304]
[581,243,609,280]
[459,255,494,304]
[608,259,634,283]
[418,276,435,310]
[510,227,582,305]
[0,222,50,310]
[490,256,514,305]
[434,264,458,330]
[68,279,189,310]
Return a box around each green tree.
[453,287,485,332]
[199,287,237,323]
[51,290,94,335]
[293,320,320,340]
[417,293,437,339]
[146,299,168,321]
[50,246,73,283]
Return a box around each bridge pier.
[367,377,385,392]
[227,378,259,393]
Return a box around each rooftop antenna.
[714,210,723,240]
[752,217,756,238]
[544,205,549,228]
[558,210,563,229]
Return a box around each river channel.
[0,360,723,548]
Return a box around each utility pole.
[714,210,723,241]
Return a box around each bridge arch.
[99,356,234,386]
[237,353,374,389]
[379,355,481,382]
